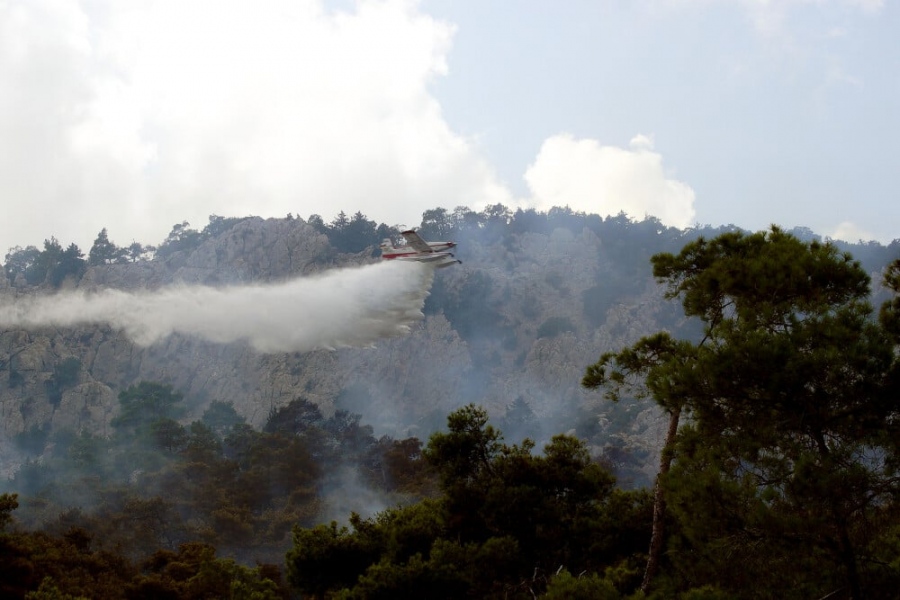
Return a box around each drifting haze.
[0,261,434,352]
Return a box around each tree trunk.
[837,524,862,600]
[813,430,863,600]
[641,405,681,595]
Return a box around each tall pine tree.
[584,227,900,598]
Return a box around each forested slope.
[1,207,898,598]
[2,207,897,482]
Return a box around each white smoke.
[0,261,434,353]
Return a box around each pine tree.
[88,227,123,265]
[584,227,900,598]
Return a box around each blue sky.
[0,0,897,251]
[426,0,899,240]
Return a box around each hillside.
[1,208,897,490]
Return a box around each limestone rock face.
[51,382,118,436]
[170,217,333,284]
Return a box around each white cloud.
[523,134,696,229]
[0,0,510,251]
[829,221,878,243]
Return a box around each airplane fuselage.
[380,241,455,259]
[380,232,460,268]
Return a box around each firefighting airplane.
[379,229,461,268]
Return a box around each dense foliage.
[287,405,651,599]
[1,384,432,598]
[4,238,86,288]
[584,227,900,599]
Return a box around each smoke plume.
[0,261,434,353]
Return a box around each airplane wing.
[401,230,433,253]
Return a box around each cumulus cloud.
[523,134,696,228]
[828,221,878,244]
[0,0,510,251]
